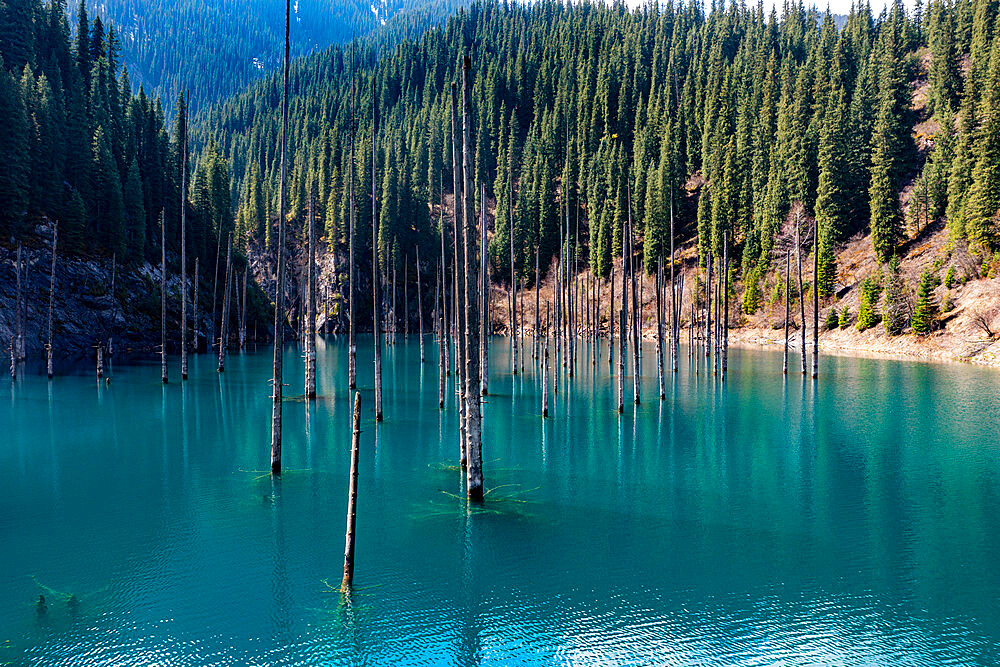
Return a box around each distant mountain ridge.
[70,0,465,112]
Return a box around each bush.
[838,307,852,328]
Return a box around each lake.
[2,337,999,665]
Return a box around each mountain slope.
[71,0,465,112]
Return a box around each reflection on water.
[1,338,999,665]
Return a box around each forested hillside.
[66,0,466,112]
[0,0,235,268]
[196,0,1000,322]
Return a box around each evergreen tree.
[911,269,939,333]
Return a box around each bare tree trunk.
[341,392,361,591]
[218,235,233,372]
[46,223,57,378]
[510,156,517,375]
[669,191,678,372]
[348,40,357,390]
[656,257,665,399]
[371,79,383,422]
[96,345,103,379]
[438,265,445,408]
[461,55,483,502]
[193,258,200,353]
[439,182,450,376]
[797,213,806,376]
[542,302,549,418]
[812,220,818,379]
[305,191,316,397]
[628,188,640,405]
[705,249,711,359]
[722,231,729,378]
[609,268,615,372]
[450,82,466,469]
[160,210,168,383]
[534,245,539,360]
[479,184,488,397]
[404,255,409,342]
[783,247,789,374]
[271,0,291,475]
[108,253,117,359]
[417,246,425,362]
[180,103,188,381]
[240,270,247,349]
[15,243,22,362]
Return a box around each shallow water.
[2,337,999,666]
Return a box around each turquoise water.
[2,337,1000,666]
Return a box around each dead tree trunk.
[305,191,316,397]
[542,302,549,418]
[783,247,789,374]
[609,268,615,372]
[461,55,483,502]
[628,190,640,405]
[812,220,818,380]
[240,270,247,349]
[160,210,168,383]
[534,245,539,360]
[479,184,488,397]
[656,257,665,399]
[438,266,445,408]
[439,183,450,376]
[341,392,361,591]
[722,231,729,378]
[46,223,57,379]
[15,243,22,362]
[797,213,806,376]
[372,80,383,422]
[705,249,712,359]
[270,0,291,475]
[218,235,232,372]
[180,101,188,381]
[416,246,425,363]
[348,40,357,389]
[193,258,200,353]
[450,82,467,469]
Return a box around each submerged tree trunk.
[180,105,188,381]
[218,235,232,373]
[438,266,445,408]
[450,82,467,469]
[722,231,729,378]
[542,303,549,418]
[416,246,425,363]
[341,392,361,591]
[812,221,818,380]
[193,258,200,353]
[656,257,665,399]
[348,42,357,389]
[783,247,790,375]
[160,210,168,384]
[628,191,640,405]
[305,191,317,398]
[461,55,483,502]
[371,78,383,422]
[46,223,57,379]
[271,0,291,475]
[15,243,23,362]
[797,214,806,376]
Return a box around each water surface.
[2,338,999,665]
